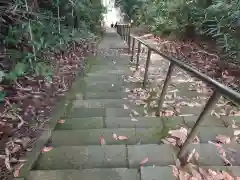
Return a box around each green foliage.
[0,0,105,100]
[117,0,240,64]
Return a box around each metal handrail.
[116,24,240,163]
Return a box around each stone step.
[106,108,138,117]
[183,116,226,127]
[84,75,125,83]
[73,99,129,108]
[83,82,125,92]
[140,166,240,180]
[195,126,234,143]
[141,166,177,180]
[67,108,105,118]
[87,69,129,77]
[55,117,104,130]
[85,91,128,100]
[29,168,140,180]
[128,144,176,168]
[35,144,176,170]
[35,145,127,170]
[105,117,163,128]
[50,128,163,146]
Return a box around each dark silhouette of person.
[111,23,114,28]
[114,22,118,28]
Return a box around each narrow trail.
[26,28,240,180]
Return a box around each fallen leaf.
[13,163,24,177]
[222,171,234,180]
[170,165,179,177]
[132,110,139,116]
[194,152,199,161]
[234,129,240,136]
[187,148,196,162]
[216,134,231,144]
[118,136,128,140]
[42,146,53,153]
[140,157,149,165]
[112,133,118,140]
[123,104,129,109]
[100,136,106,145]
[131,117,138,121]
[58,119,65,124]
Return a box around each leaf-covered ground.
[133,29,240,91]
[0,41,97,179]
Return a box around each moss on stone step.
[55,117,104,130]
[35,145,127,170]
[29,168,140,180]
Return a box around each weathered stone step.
[67,108,105,118]
[55,117,104,130]
[105,107,153,117]
[195,126,234,142]
[35,145,127,170]
[50,128,163,146]
[83,82,125,92]
[128,144,176,168]
[85,91,128,99]
[140,166,240,180]
[105,117,163,128]
[73,99,129,108]
[186,143,240,166]
[87,69,129,77]
[29,168,140,180]
[183,116,226,127]
[141,166,177,180]
[84,75,124,83]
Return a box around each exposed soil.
[0,40,97,179]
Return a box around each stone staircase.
[27,28,240,180]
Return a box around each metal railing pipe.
[156,62,175,116]
[136,41,141,70]
[143,49,152,88]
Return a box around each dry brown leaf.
[193,136,200,144]
[170,165,179,177]
[222,171,234,180]
[118,136,128,140]
[42,146,53,153]
[194,152,199,161]
[132,110,139,116]
[123,104,129,109]
[112,133,118,140]
[58,119,65,124]
[140,157,149,165]
[216,134,231,144]
[13,163,24,177]
[100,136,106,145]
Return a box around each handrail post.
[156,62,175,116]
[123,25,126,40]
[128,25,131,54]
[121,25,123,38]
[136,41,141,70]
[143,49,152,88]
[178,91,221,163]
[126,25,130,44]
[130,38,135,62]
